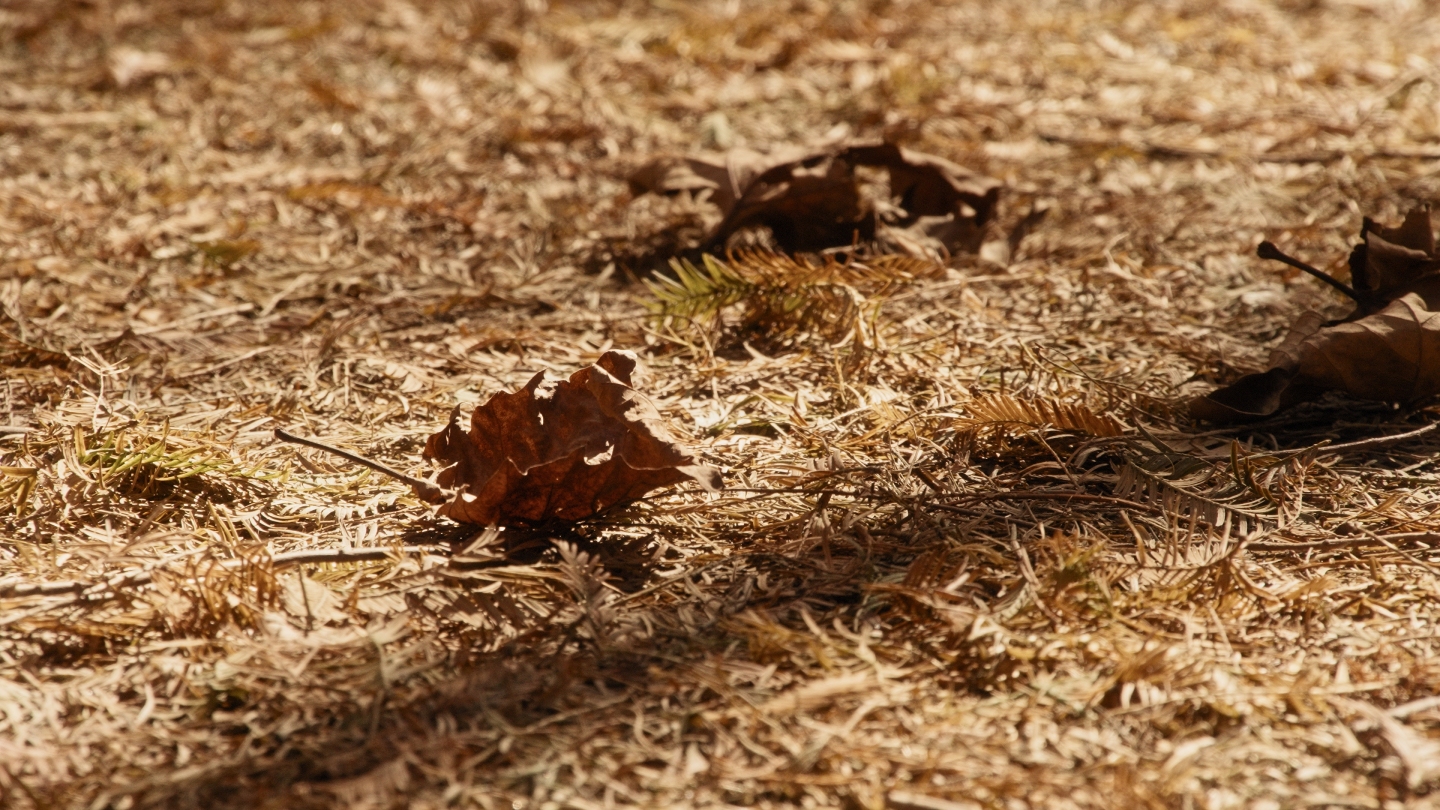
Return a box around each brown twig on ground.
[0,546,443,600]
[1246,531,1440,552]
[274,428,452,501]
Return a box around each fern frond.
[556,541,618,646]
[645,251,941,352]
[1114,448,1277,533]
[953,393,1128,463]
[961,394,1125,439]
[643,255,755,322]
[406,581,538,638]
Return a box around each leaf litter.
[630,140,1002,259]
[276,350,721,527]
[1196,206,1440,421]
[4,2,1440,810]
[418,349,722,525]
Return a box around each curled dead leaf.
[1194,206,1440,422]
[629,140,1001,259]
[419,350,722,525]
[1349,205,1440,312]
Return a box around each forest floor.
[5,1,1440,808]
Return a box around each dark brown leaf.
[629,140,1001,258]
[0,330,69,370]
[418,351,722,525]
[1349,206,1440,311]
[1194,206,1440,422]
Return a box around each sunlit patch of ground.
[4,1,1440,807]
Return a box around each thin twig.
[1388,695,1440,719]
[923,502,1039,527]
[1317,422,1440,454]
[1259,423,1440,462]
[939,490,1155,511]
[1366,529,1440,576]
[0,546,442,601]
[274,428,452,501]
[1247,531,1440,552]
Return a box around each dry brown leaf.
[629,140,1001,258]
[418,350,722,525]
[1193,206,1440,421]
[1349,205,1440,312]
[0,330,69,370]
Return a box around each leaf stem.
[1256,240,1360,301]
[273,429,451,501]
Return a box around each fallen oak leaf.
[1289,295,1440,401]
[627,146,783,218]
[420,350,722,525]
[1348,205,1440,313]
[275,351,722,526]
[1193,206,1440,422]
[629,140,1001,258]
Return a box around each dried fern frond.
[61,424,273,501]
[645,251,936,352]
[405,581,542,646]
[718,249,943,290]
[556,541,618,647]
[961,393,1126,439]
[953,393,1127,463]
[1114,443,1277,533]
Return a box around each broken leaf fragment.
[1348,205,1440,312]
[419,350,722,525]
[629,140,1001,259]
[1193,206,1440,422]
